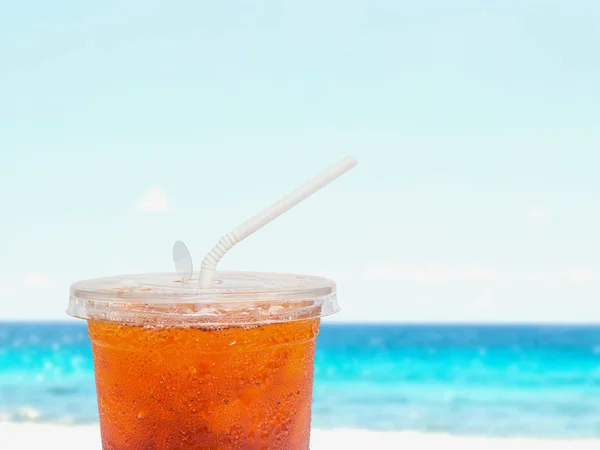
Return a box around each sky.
[1,1,600,322]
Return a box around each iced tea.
[88,318,320,449]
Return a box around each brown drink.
[68,271,339,449]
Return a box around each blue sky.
[1,1,600,322]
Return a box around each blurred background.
[1,0,600,442]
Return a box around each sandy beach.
[1,424,598,449]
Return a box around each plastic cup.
[68,271,339,449]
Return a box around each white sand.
[0,424,598,449]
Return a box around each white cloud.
[467,289,500,320]
[526,207,550,224]
[564,268,597,283]
[521,270,549,283]
[136,186,169,213]
[21,273,54,287]
[362,264,499,282]
[473,289,498,308]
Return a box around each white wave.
[16,407,42,420]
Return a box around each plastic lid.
[68,271,338,326]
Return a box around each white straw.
[198,155,358,287]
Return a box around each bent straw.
[197,156,357,287]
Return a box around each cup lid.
[68,271,338,326]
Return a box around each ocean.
[1,323,599,438]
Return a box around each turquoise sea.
[1,323,599,438]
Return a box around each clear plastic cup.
[68,271,339,450]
